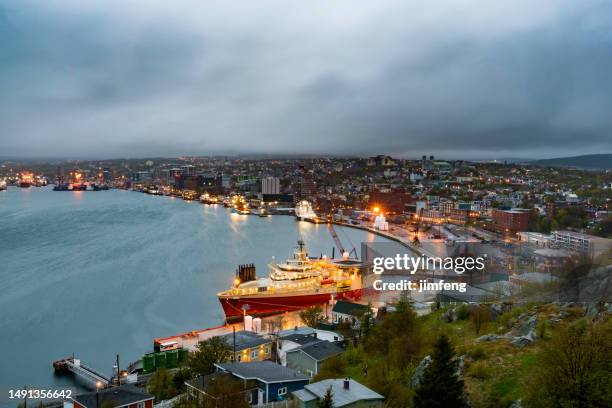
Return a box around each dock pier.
[53,357,111,389]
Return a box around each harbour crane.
[327,223,357,259]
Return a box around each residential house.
[277,327,343,366]
[293,378,384,408]
[214,361,309,404]
[219,330,272,363]
[286,340,344,378]
[185,372,258,406]
[65,385,154,408]
[332,301,371,328]
[277,332,321,366]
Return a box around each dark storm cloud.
[1,0,611,159]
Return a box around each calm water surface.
[0,186,389,406]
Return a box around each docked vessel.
[34,176,48,187]
[200,193,219,204]
[18,172,34,188]
[231,195,250,215]
[217,240,363,321]
[0,179,7,191]
[258,205,270,217]
[182,190,198,201]
[295,200,320,223]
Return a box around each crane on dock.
[327,223,357,258]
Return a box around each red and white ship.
[218,240,363,321]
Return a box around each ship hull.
[219,289,362,321]
[295,216,322,224]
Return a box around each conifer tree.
[317,386,334,408]
[414,334,467,408]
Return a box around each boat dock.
[53,357,111,389]
[153,311,308,353]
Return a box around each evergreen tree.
[187,336,231,377]
[317,386,334,408]
[148,368,178,401]
[414,334,467,408]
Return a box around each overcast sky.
[1,0,612,160]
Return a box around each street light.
[96,381,102,408]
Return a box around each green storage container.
[154,352,166,369]
[142,354,155,373]
[178,348,188,363]
[166,350,178,369]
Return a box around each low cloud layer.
[1,0,611,159]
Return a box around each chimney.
[343,378,350,390]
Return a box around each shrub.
[537,320,547,340]
[455,304,471,320]
[343,345,362,365]
[468,361,491,380]
[524,320,612,407]
[470,305,491,335]
[468,346,487,361]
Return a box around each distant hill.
[529,154,612,170]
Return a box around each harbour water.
[0,186,392,407]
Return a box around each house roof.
[219,330,269,351]
[292,389,318,402]
[316,322,338,331]
[186,372,259,394]
[215,361,309,384]
[281,333,320,346]
[437,285,491,303]
[332,300,370,316]
[286,340,344,362]
[278,326,315,338]
[73,385,153,408]
[295,379,384,407]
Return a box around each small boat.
[258,206,270,217]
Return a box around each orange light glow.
[373,206,380,213]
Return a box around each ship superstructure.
[217,240,362,321]
[295,200,320,223]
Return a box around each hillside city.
[2,155,611,408]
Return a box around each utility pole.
[232,326,236,362]
[116,354,120,386]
